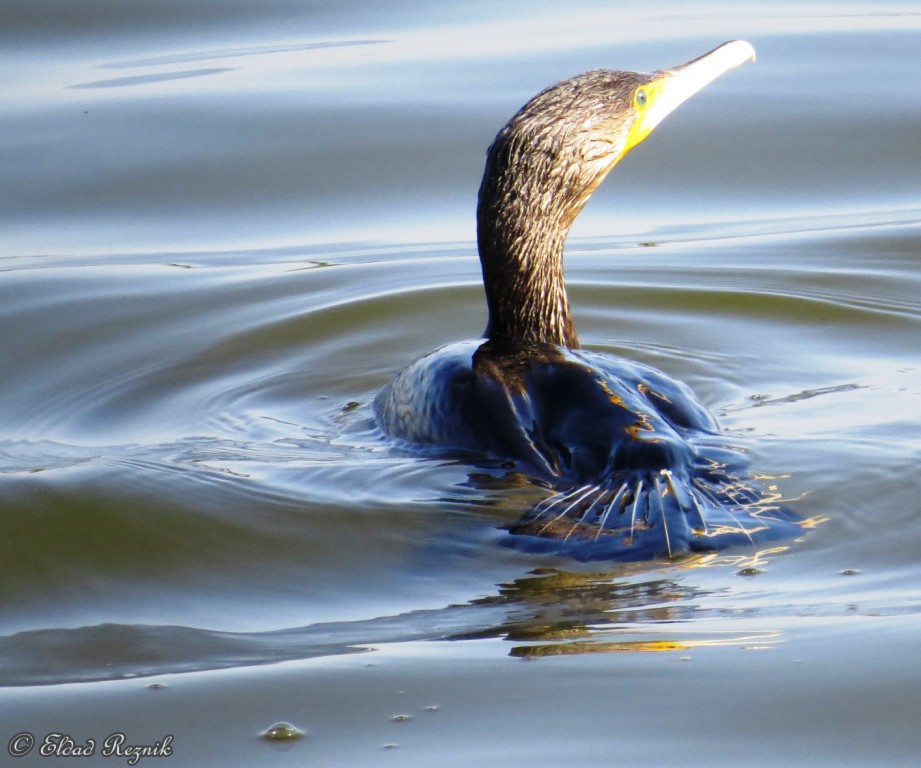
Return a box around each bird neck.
[476,188,580,350]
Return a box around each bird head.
[478,40,756,234]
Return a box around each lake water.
[2,1,920,766]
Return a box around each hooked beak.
[622,40,756,156]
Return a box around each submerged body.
[374,42,802,560]
[375,340,799,560]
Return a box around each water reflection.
[0,559,794,686]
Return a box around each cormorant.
[375,41,802,560]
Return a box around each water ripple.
[69,68,236,90]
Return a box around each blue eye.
[635,88,648,107]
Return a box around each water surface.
[1,2,920,766]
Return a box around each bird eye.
[634,88,648,109]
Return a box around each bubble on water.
[261,722,306,742]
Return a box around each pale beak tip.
[731,39,757,65]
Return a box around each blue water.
[1,2,920,766]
